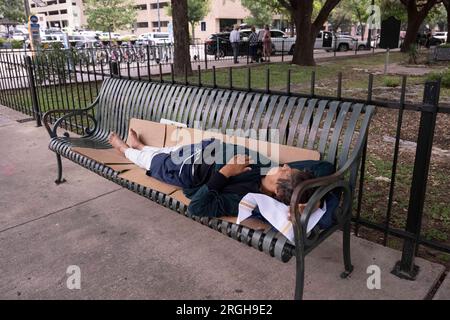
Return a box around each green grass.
[1,82,100,114]
[383,76,401,88]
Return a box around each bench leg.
[294,248,305,300]
[55,154,66,185]
[341,218,354,279]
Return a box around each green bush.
[34,44,73,85]
[0,39,24,49]
[11,40,24,49]
[427,70,450,88]
[383,76,401,88]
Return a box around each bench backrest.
[94,77,374,189]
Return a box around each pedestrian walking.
[262,25,272,63]
[230,25,241,64]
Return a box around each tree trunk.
[171,0,192,76]
[402,9,423,52]
[291,1,318,66]
[445,1,450,43]
[448,13,450,44]
[401,0,439,52]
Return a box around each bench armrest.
[43,97,99,138]
[289,172,349,244]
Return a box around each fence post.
[204,43,208,70]
[25,55,41,127]
[391,80,440,280]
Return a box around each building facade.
[29,0,85,30]
[132,0,249,40]
[28,0,276,40]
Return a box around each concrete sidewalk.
[0,105,447,300]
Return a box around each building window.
[62,20,68,27]
[47,0,57,5]
[201,22,206,31]
[152,21,169,28]
[136,22,149,28]
[48,10,59,15]
[60,9,67,14]
[31,3,36,8]
[150,2,168,9]
[134,4,147,10]
[59,0,66,3]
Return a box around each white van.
[136,32,172,46]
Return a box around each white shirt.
[230,30,240,43]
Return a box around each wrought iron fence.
[0,45,449,279]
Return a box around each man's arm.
[186,155,252,218]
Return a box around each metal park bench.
[43,77,375,300]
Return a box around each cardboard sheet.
[170,190,192,205]
[107,164,140,173]
[118,168,181,195]
[127,118,166,148]
[71,147,133,164]
[220,216,271,232]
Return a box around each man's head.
[251,26,256,32]
[235,25,240,31]
[265,164,315,205]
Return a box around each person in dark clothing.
[248,26,259,63]
[109,130,335,219]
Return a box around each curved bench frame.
[44,77,375,300]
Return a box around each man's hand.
[288,203,307,221]
[219,155,253,178]
[288,202,320,221]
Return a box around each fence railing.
[0,46,449,278]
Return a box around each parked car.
[136,32,172,46]
[68,35,99,48]
[26,34,65,49]
[416,33,444,47]
[433,31,448,43]
[289,31,357,54]
[9,30,28,41]
[206,29,293,57]
[205,32,237,57]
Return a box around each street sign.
[31,0,47,7]
[28,15,41,52]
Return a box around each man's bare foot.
[128,129,145,150]
[109,132,129,154]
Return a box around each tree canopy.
[83,0,137,32]
[241,0,286,27]
[167,0,210,40]
[0,0,26,25]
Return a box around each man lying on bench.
[109,130,336,223]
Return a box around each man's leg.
[109,130,181,170]
[233,43,238,63]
